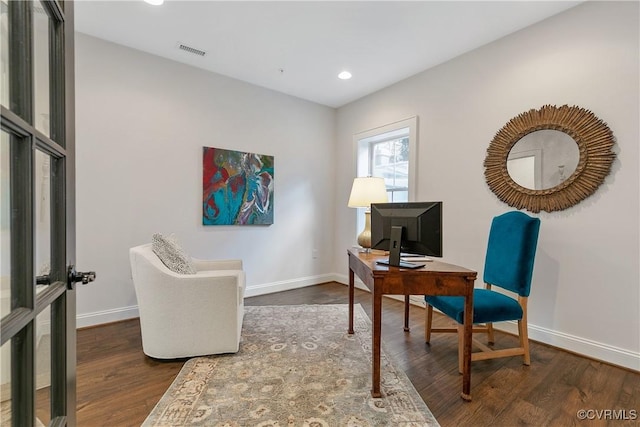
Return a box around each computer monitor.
[371,202,442,267]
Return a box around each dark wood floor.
[76,282,639,426]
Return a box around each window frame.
[352,116,418,238]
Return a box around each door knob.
[67,265,96,289]
[35,275,51,285]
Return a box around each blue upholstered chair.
[425,211,540,372]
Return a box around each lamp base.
[356,211,373,251]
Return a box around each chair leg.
[518,319,530,365]
[457,324,464,374]
[425,304,433,343]
[487,322,495,344]
[519,296,530,366]
[484,283,495,345]
[404,295,410,332]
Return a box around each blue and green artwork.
[203,147,274,225]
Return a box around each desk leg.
[371,287,382,398]
[461,289,473,401]
[348,268,354,334]
[404,295,410,332]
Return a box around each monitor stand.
[375,226,425,269]
[388,225,403,266]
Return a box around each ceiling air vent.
[178,43,206,57]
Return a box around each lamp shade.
[348,177,388,208]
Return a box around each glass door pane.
[35,308,51,426]
[32,1,50,137]
[0,339,10,425]
[35,150,50,279]
[0,131,10,319]
[34,149,51,425]
[0,0,8,108]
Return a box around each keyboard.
[401,256,433,262]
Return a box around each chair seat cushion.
[425,288,523,324]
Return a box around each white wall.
[75,34,336,326]
[334,2,639,370]
[75,2,639,371]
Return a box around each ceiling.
[74,1,581,108]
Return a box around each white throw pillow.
[151,233,197,275]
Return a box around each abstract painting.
[203,147,274,225]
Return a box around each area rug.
[143,304,439,426]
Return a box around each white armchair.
[129,243,245,359]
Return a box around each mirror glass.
[507,130,579,190]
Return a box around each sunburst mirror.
[484,105,616,213]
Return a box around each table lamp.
[348,177,388,251]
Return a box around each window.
[370,135,410,202]
[353,117,418,236]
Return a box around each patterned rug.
[142,304,439,426]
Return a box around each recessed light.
[144,0,164,5]
[338,71,352,80]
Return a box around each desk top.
[348,247,477,278]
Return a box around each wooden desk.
[347,247,477,400]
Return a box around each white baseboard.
[75,274,339,328]
[333,274,639,372]
[244,273,339,298]
[495,321,640,372]
[77,305,139,329]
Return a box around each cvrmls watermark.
[577,409,637,421]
